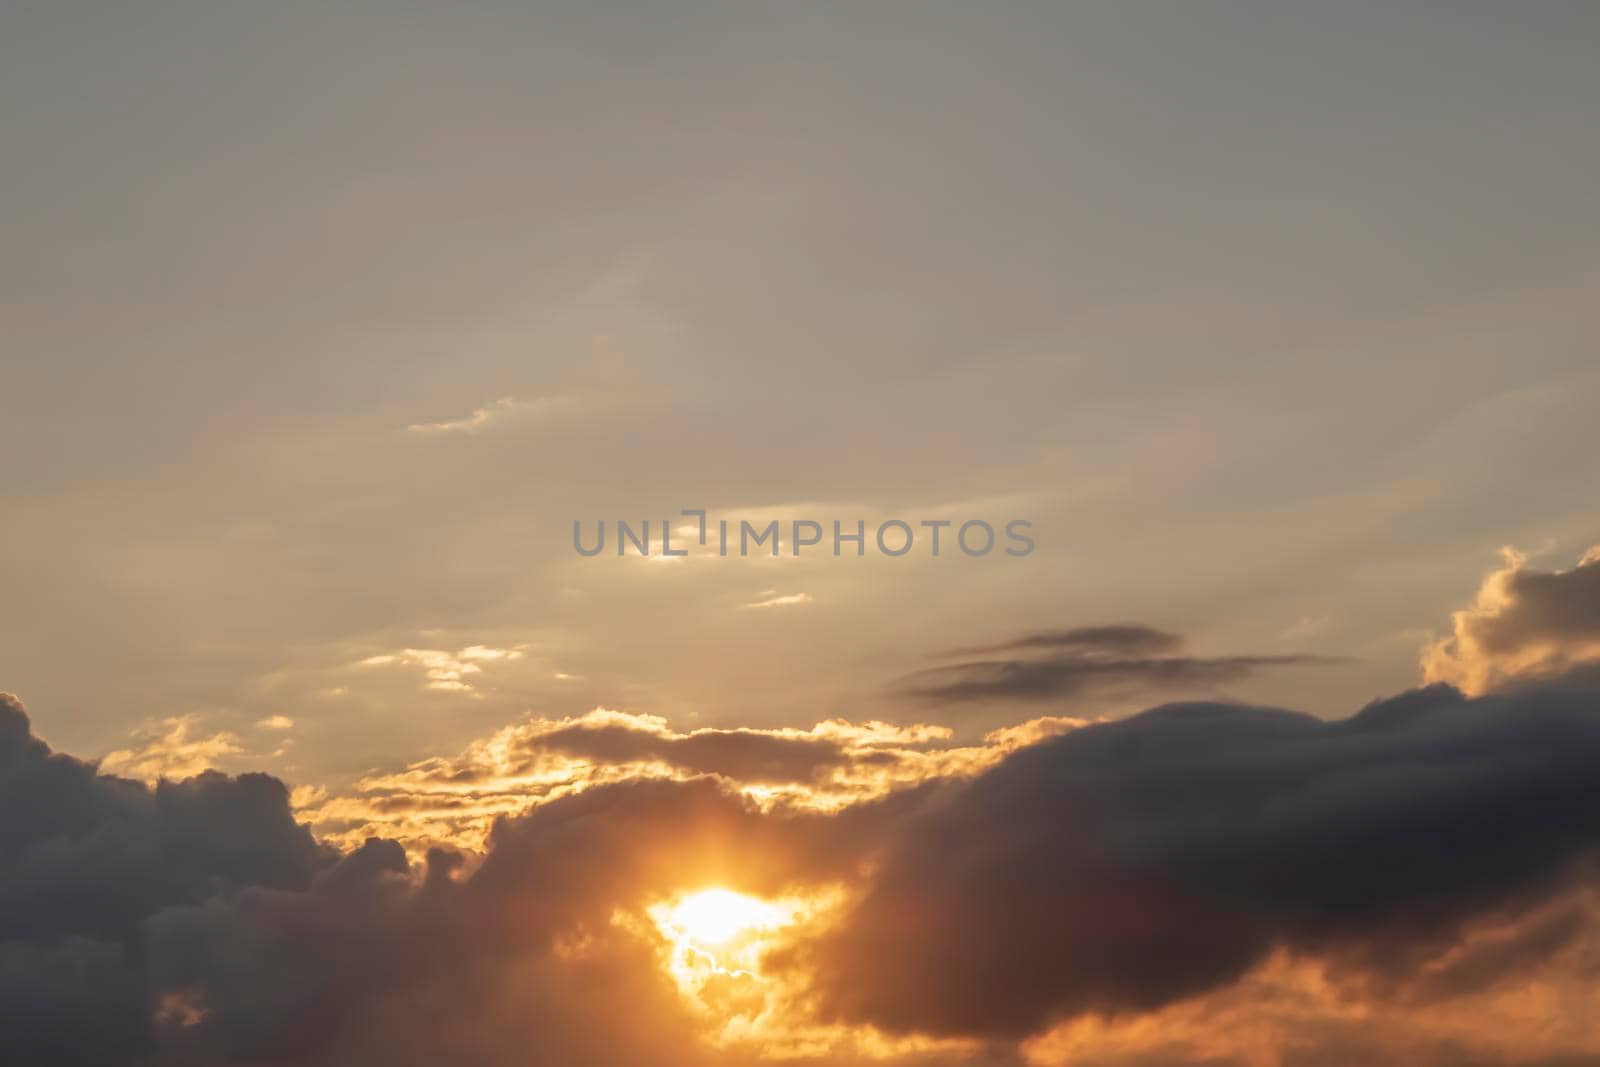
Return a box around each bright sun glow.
[637,885,964,1059]
[667,888,784,947]
[646,887,814,994]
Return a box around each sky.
[4,3,1600,1065]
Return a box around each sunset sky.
[5,4,1600,1066]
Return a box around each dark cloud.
[903,625,1337,704]
[136,774,943,1067]
[941,625,1185,659]
[0,691,328,1064]
[530,723,849,784]
[0,692,934,1066]
[807,669,1600,1038]
[8,659,1600,1065]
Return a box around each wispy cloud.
[940,625,1182,659]
[358,644,526,694]
[97,715,244,782]
[744,590,813,610]
[406,395,574,435]
[904,623,1340,704]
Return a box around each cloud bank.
[11,664,1600,1065]
[6,549,1600,1065]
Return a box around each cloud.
[97,715,245,782]
[942,625,1184,658]
[743,591,813,610]
[1016,896,1600,1067]
[804,669,1600,1040]
[902,624,1338,705]
[535,721,845,782]
[301,708,1085,852]
[9,543,1600,1067]
[255,715,295,731]
[2,689,961,1066]
[405,395,574,434]
[1424,545,1600,694]
[357,644,525,695]
[0,692,327,1064]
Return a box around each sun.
[643,884,844,1003]
[646,887,808,993]
[642,884,942,1056]
[665,888,785,948]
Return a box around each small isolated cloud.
[743,591,813,610]
[406,395,573,434]
[903,624,1338,705]
[1424,545,1600,694]
[942,624,1182,658]
[97,715,244,782]
[357,644,525,695]
[255,715,295,730]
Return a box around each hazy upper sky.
[5,1,1599,787]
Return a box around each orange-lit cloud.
[743,590,814,609]
[356,644,526,695]
[406,394,575,434]
[97,714,245,782]
[12,553,1600,1067]
[1022,890,1600,1067]
[1424,545,1600,694]
[300,707,1086,852]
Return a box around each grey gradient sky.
[4,1,1599,787]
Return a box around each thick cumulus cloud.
[140,780,927,1067]
[1426,546,1600,694]
[806,669,1600,1041]
[0,691,327,1064]
[0,691,979,1067]
[902,625,1337,706]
